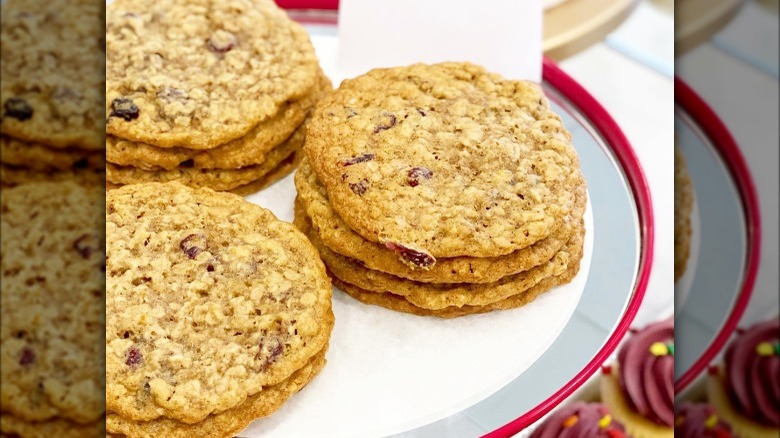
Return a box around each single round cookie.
[674,145,693,283]
[333,261,582,318]
[295,158,586,283]
[0,182,105,425]
[106,344,329,438]
[106,183,333,423]
[1,135,104,171]
[105,126,304,191]
[0,0,104,150]
[0,414,106,438]
[304,62,582,259]
[106,74,330,170]
[105,0,320,148]
[297,204,584,309]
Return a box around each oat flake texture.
[105,0,320,148]
[304,62,583,258]
[106,182,333,424]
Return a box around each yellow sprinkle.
[756,342,774,357]
[705,414,719,428]
[599,414,612,429]
[649,342,669,356]
[562,415,578,428]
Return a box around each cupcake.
[529,402,629,437]
[675,403,734,437]
[600,319,674,438]
[707,319,779,438]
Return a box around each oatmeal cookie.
[0,164,105,188]
[0,0,104,150]
[304,62,582,258]
[333,261,583,318]
[105,150,302,196]
[0,414,105,438]
[106,183,332,423]
[106,74,330,170]
[0,182,105,425]
[105,0,320,148]
[106,345,328,438]
[230,150,302,196]
[105,124,304,191]
[1,135,104,171]
[297,202,584,310]
[295,158,586,282]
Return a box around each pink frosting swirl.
[617,319,674,427]
[674,403,733,438]
[724,319,779,427]
[529,402,628,438]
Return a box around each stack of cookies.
[0,0,105,187]
[105,0,329,195]
[106,183,334,438]
[295,62,587,318]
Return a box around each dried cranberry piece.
[19,347,36,366]
[110,98,139,121]
[407,167,433,187]
[207,30,237,53]
[73,233,99,259]
[4,98,33,121]
[349,179,369,196]
[180,233,207,259]
[340,153,375,166]
[385,242,436,269]
[256,338,284,370]
[126,347,142,368]
[373,113,396,133]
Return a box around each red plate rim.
[482,58,655,437]
[276,0,339,9]
[277,3,655,432]
[673,77,762,392]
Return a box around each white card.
[337,0,542,82]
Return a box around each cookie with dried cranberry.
[1,0,104,150]
[105,122,305,191]
[106,182,333,424]
[296,202,584,310]
[304,62,582,258]
[295,158,586,283]
[106,344,329,438]
[333,259,583,318]
[105,0,320,149]
[1,136,104,171]
[106,74,330,170]
[0,182,105,426]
